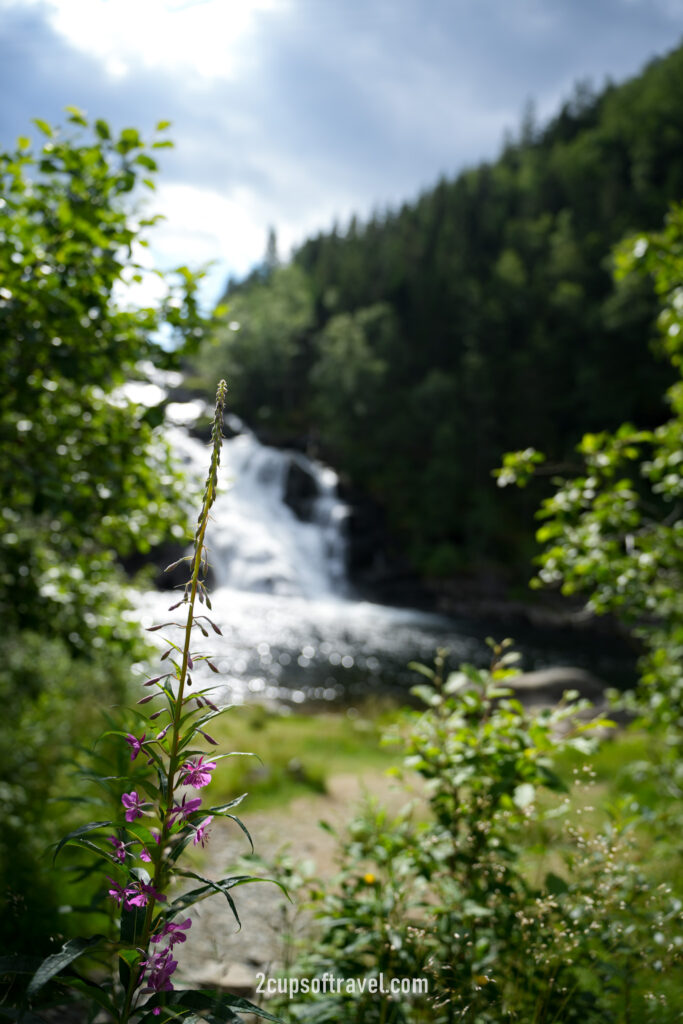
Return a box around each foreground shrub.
[273,646,681,1023]
[0,632,133,958]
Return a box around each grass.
[205,700,401,811]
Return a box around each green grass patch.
[206,701,401,810]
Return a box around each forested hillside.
[194,44,683,587]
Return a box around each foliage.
[0,110,205,652]
[3,384,281,1023]
[268,649,681,1023]
[0,112,210,963]
[196,45,683,581]
[194,264,314,429]
[497,202,683,733]
[0,631,132,957]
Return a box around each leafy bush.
[0,111,205,650]
[270,648,681,1023]
[0,112,210,965]
[496,203,683,735]
[0,632,132,958]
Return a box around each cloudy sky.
[1,0,682,307]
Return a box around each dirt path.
[175,769,409,993]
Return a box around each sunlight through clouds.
[2,0,681,308]
[24,0,290,81]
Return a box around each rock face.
[510,666,607,703]
[340,486,432,607]
[120,541,215,592]
[283,456,319,521]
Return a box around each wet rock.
[510,666,607,703]
[194,962,257,997]
[120,540,215,592]
[283,456,319,521]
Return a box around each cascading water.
[134,382,632,706]
[167,412,348,599]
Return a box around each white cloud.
[12,0,290,81]
[150,181,266,271]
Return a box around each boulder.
[510,666,607,703]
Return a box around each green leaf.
[156,119,172,131]
[135,153,158,172]
[206,793,247,815]
[164,873,284,925]
[27,935,104,996]
[0,954,42,975]
[94,119,111,140]
[408,661,435,681]
[224,813,254,853]
[119,869,151,968]
[53,821,112,862]
[52,975,116,1017]
[118,127,141,151]
[118,946,141,993]
[409,684,440,707]
[31,117,53,136]
[65,105,88,126]
[444,672,468,694]
[545,871,569,896]
[137,987,282,1022]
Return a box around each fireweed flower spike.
[33,382,278,1022]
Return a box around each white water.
[169,418,347,599]
[131,381,627,706]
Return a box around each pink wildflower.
[139,847,152,863]
[193,816,214,848]
[106,877,126,906]
[125,733,146,761]
[108,836,127,863]
[123,885,148,909]
[180,756,217,789]
[121,790,144,823]
[122,881,167,910]
[140,948,177,993]
[167,793,202,827]
[151,918,192,947]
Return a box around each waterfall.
[167,410,349,599]
[132,379,628,707]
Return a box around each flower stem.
[120,380,227,1022]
